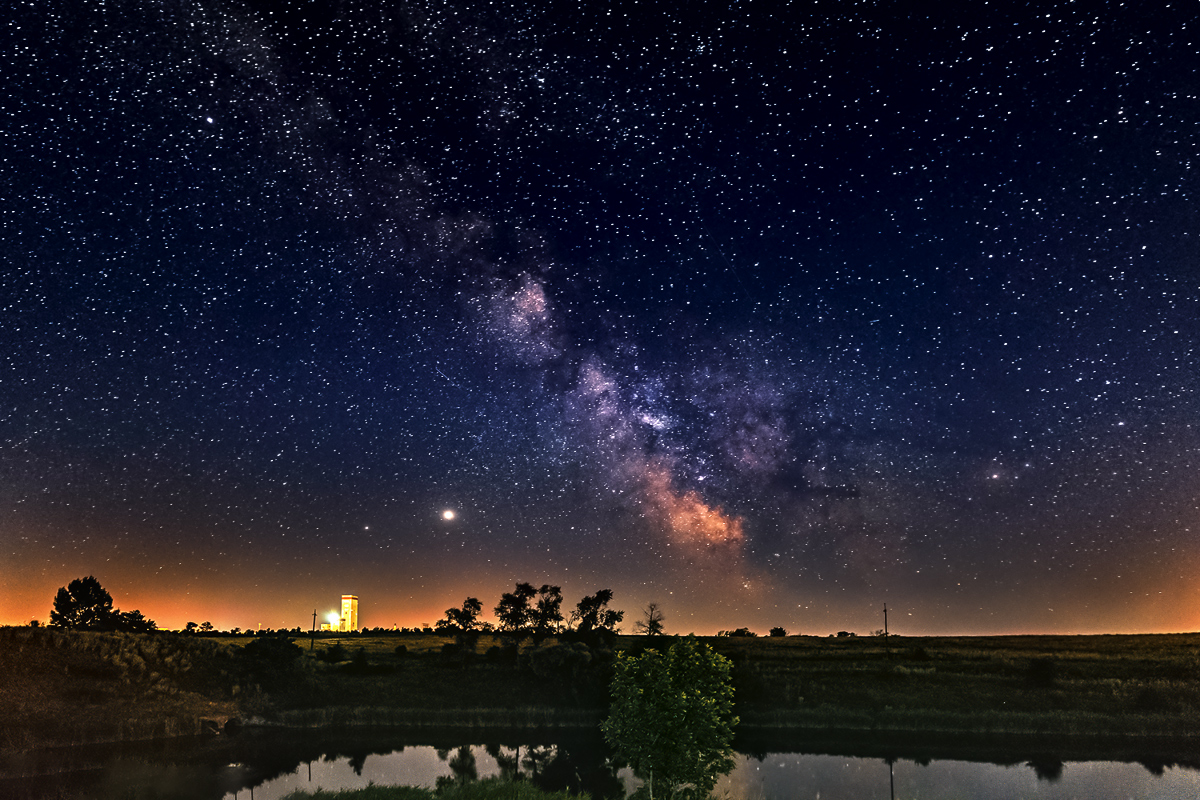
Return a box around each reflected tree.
[436,745,479,790]
[1027,755,1064,782]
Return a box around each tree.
[718,627,756,638]
[50,576,155,632]
[117,609,157,633]
[494,582,537,633]
[51,576,115,630]
[768,626,788,637]
[634,603,666,636]
[440,597,483,632]
[602,636,737,800]
[532,584,564,634]
[185,621,199,634]
[571,589,624,634]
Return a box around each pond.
[3,728,1199,800]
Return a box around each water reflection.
[3,729,1199,800]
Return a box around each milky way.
[2,1,1198,634]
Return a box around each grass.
[705,633,1200,735]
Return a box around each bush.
[394,644,409,658]
[527,642,592,683]
[243,635,303,665]
[485,644,518,664]
[768,627,787,637]
[719,628,757,638]
[321,643,348,663]
[1026,657,1058,688]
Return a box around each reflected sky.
[222,746,1200,800]
[223,746,473,799]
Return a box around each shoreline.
[6,628,1200,753]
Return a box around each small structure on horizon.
[319,595,359,632]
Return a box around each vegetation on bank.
[603,638,737,800]
[0,626,239,749]
[4,625,1199,750]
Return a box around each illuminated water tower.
[340,595,358,632]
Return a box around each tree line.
[437,584,631,636]
[44,575,671,637]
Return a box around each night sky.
[4,1,1199,635]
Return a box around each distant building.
[318,594,360,632]
[341,595,358,632]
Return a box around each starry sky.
[3,0,1199,635]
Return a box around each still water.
[227,746,1200,800]
[4,729,1199,800]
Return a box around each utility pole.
[883,603,890,660]
[310,609,317,650]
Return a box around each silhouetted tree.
[200,621,214,632]
[495,582,537,633]
[634,602,666,636]
[719,627,757,638]
[439,597,483,632]
[769,626,788,637]
[533,584,564,634]
[572,589,624,634]
[51,576,115,630]
[117,609,157,633]
[50,576,156,632]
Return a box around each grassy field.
[704,632,1200,735]
[3,627,1198,749]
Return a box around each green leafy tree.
[634,602,666,636]
[602,636,737,800]
[495,582,537,633]
[571,589,624,634]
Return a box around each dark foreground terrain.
[2,626,1198,750]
